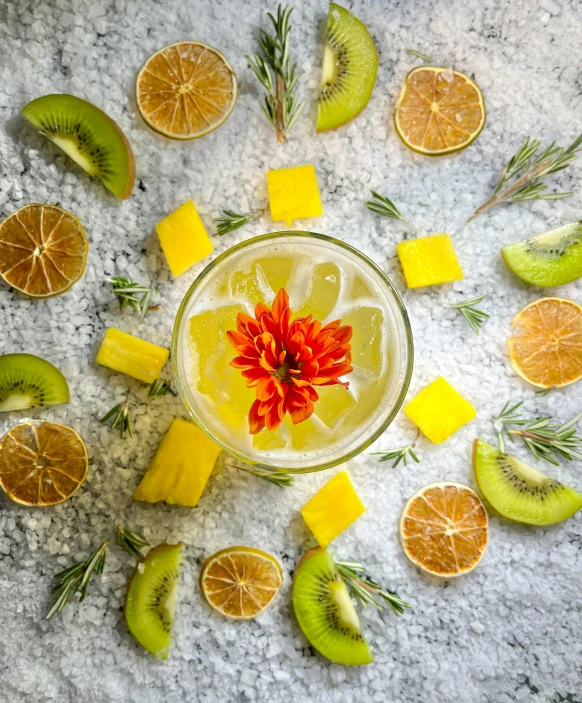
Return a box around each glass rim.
[172,231,414,472]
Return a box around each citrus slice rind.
[394,66,486,156]
[399,481,488,578]
[508,297,582,389]
[0,420,88,506]
[200,546,282,620]
[0,204,88,298]
[136,41,238,141]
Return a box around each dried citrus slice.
[0,204,87,298]
[508,297,582,389]
[0,420,88,506]
[399,482,488,577]
[200,546,282,619]
[136,42,237,140]
[394,67,485,155]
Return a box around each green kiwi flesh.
[292,547,373,666]
[473,439,582,526]
[502,222,582,287]
[0,354,69,412]
[22,94,135,199]
[125,543,181,659]
[316,3,378,132]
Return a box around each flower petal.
[248,399,265,434]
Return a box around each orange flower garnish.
[227,289,353,434]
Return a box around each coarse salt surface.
[0,0,581,702]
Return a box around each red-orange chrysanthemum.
[227,288,353,434]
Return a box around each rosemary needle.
[147,378,175,401]
[215,210,260,236]
[365,191,406,221]
[336,561,411,616]
[116,526,150,557]
[224,457,294,488]
[107,276,153,325]
[100,395,132,439]
[406,48,434,63]
[450,295,490,335]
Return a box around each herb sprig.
[107,277,153,325]
[365,191,406,221]
[100,395,132,439]
[246,4,305,144]
[495,401,582,465]
[336,561,411,616]
[225,458,294,488]
[116,526,150,557]
[450,295,490,335]
[406,48,434,63]
[468,134,582,221]
[148,379,175,401]
[215,210,260,236]
[47,540,108,620]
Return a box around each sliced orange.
[0,204,87,298]
[0,421,88,506]
[394,66,485,155]
[200,546,282,619]
[136,42,238,140]
[399,482,488,577]
[508,297,582,389]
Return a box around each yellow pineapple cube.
[156,199,213,277]
[96,328,169,383]
[397,234,463,288]
[267,164,323,226]
[134,418,221,506]
[301,470,365,547]
[404,377,476,444]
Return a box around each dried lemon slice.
[0,204,87,298]
[394,66,485,155]
[0,421,88,506]
[136,41,237,140]
[200,546,282,619]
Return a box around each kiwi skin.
[22,94,135,200]
[0,353,70,411]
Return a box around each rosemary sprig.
[100,395,132,438]
[365,191,406,221]
[47,540,108,620]
[107,276,153,324]
[215,210,260,236]
[148,378,175,401]
[535,386,556,397]
[336,561,411,616]
[468,134,582,221]
[246,4,305,144]
[116,526,150,557]
[495,401,582,465]
[372,430,420,468]
[450,294,489,335]
[406,48,434,63]
[225,458,294,488]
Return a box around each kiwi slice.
[125,543,182,659]
[502,222,582,287]
[0,354,69,412]
[292,547,373,666]
[473,439,582,525]
[316,3,378,132]
[22,94,135,200]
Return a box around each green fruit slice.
[292,547,373,666]
[502,222,582,287]
[125,543,182,659]
[0,354,69,412]
[473,439,582,526]
[22,94,135,200]
[316,3,378,132]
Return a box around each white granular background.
[0,1,581,701]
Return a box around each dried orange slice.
[136,42,238,140]
[0,421,88,506]
[508,297,582,389]
[200,546,282,619]
[394,67,485,155]
[399,482,488,577]
[0,204,87,298]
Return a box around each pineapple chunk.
[96,328,169,383]
[301,470,365,547]
[134,418,221,506]
[397,234,463,288]
[404,377,476,444]
[267,165,323,226]
[156,199,213,277]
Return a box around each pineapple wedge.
[301,470,365,547]
[134,418,221,507]
[156,199,214,277]
[397,233,463,288]
[267,165,323,226]
[96,328,169,383]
